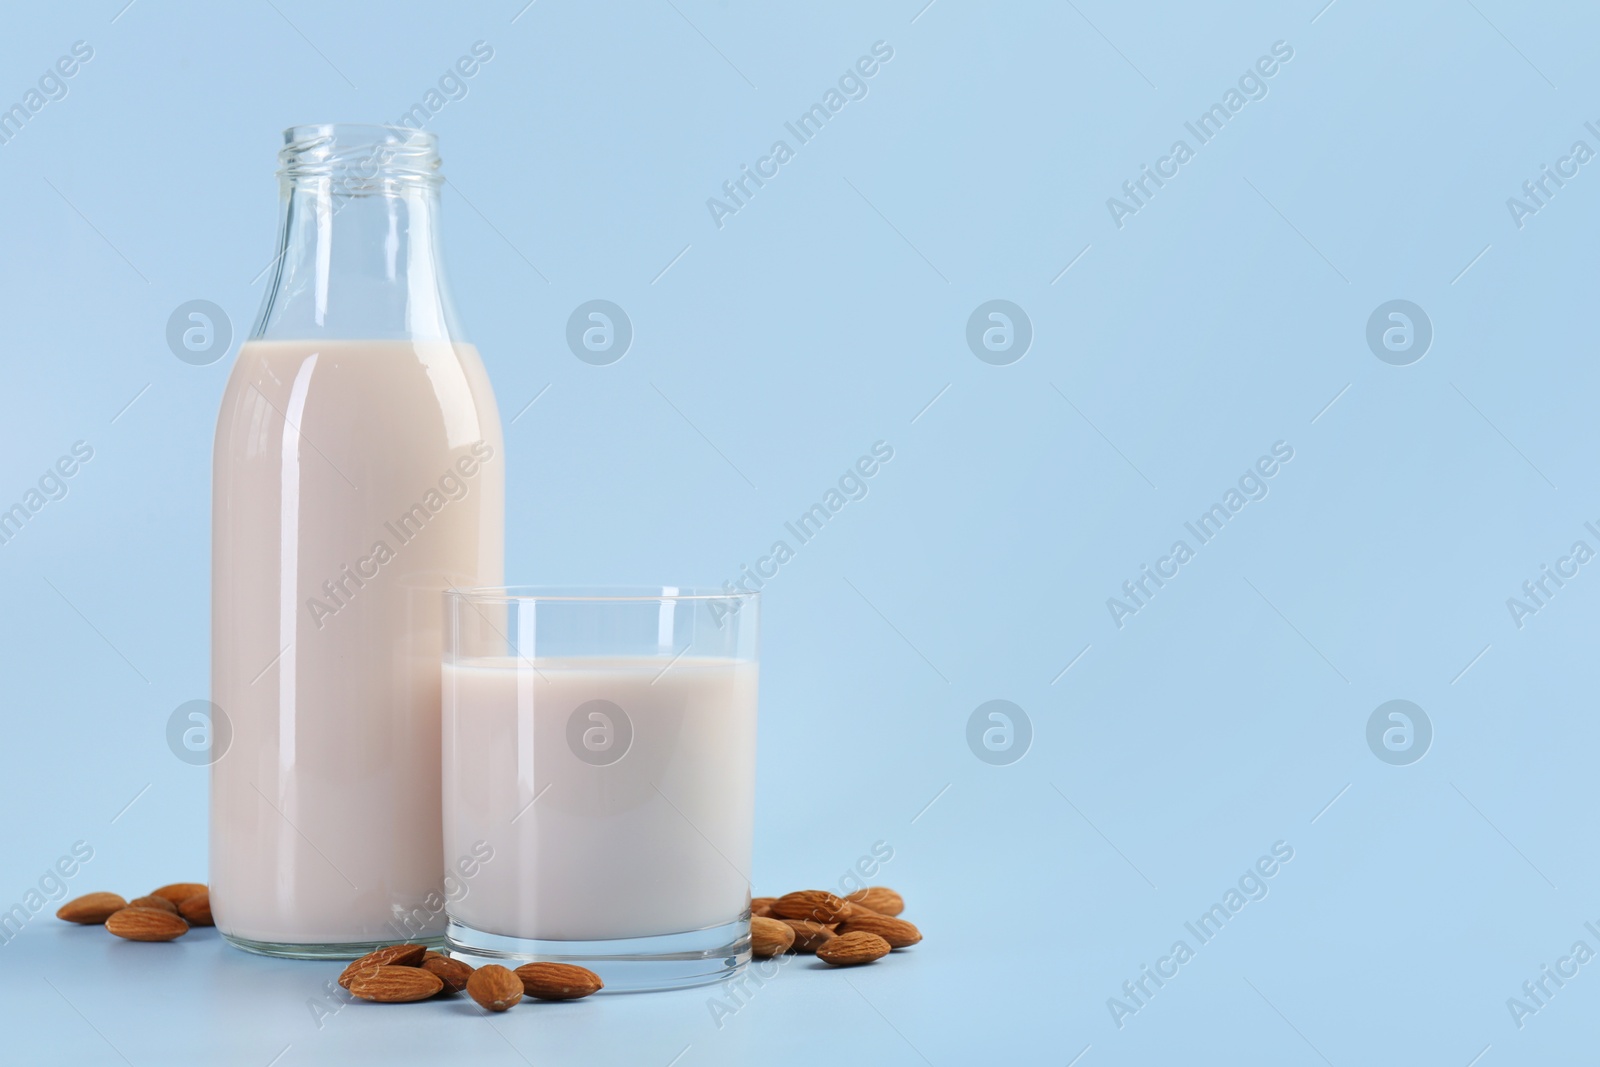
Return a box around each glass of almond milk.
[441,586,758,990]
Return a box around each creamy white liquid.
[211,339,503,947]
[443,657,757,941]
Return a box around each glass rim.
[282,122,438,148]
[278,123,441,185]
[445,584,758,604]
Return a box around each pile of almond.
[751,886,920,967]
[56,883,211,941]
[337,944,602,1013]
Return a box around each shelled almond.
[844,886,904,917]
[338,944,428,989]
[771,890,851,924]
[835,912,921,949]
[55,892,125,925]
[177,890,213,927]
[817,931,891,966]
[151,883,208,906]
[421,953,474,994]
[467,965,523,1011]
[514,962,604,1001]
[347,964,444,1003]
[751,915,795,958]
[106,907,189,942]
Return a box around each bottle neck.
[250,125,463,343]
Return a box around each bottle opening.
[279,123,440,189]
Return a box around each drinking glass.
[441,586,758,990]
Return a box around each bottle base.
[445,916,750,991]
[221,932,445,960]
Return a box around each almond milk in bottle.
[210,125,503,957]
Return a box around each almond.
[844,886,905,917]
[514,962,604,1000]
[468,964,524,1011]
[422,955,474,994]
[347,964,444,1003]
[751,896,777,918]
[150,883,208,906]
[338,944,429,989]
[56,892,126,925]
[127,895,178,915]
[751,915,795,958]
[177,889,213,927]
[105,907,189,942]
[835,912,921,949]
[780,919,835,954]
[816,930,890,967]
[771,890,850,924]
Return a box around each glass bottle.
[210,124,504,958]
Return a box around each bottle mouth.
[279,123,440,188]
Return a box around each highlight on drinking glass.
[441,586,759,990]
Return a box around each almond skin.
[56,892,126,925]
[347,964,444,1003]
[771,890,850,924]
[338,944,429,989]
[844,886,904,917]
[422,955,475,994]
[126,895,178,915]
[835,912,921,949]
[780,919,835,954]
[468,965,524,1011]
[514,962,604,1000]
[816,930,891,966]
[177,889,213,927]
[150,883,208,906]
[750,896,777,919]
[751,915,795,958]
[105,907,189,942]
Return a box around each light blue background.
[1,1,1595,1063]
